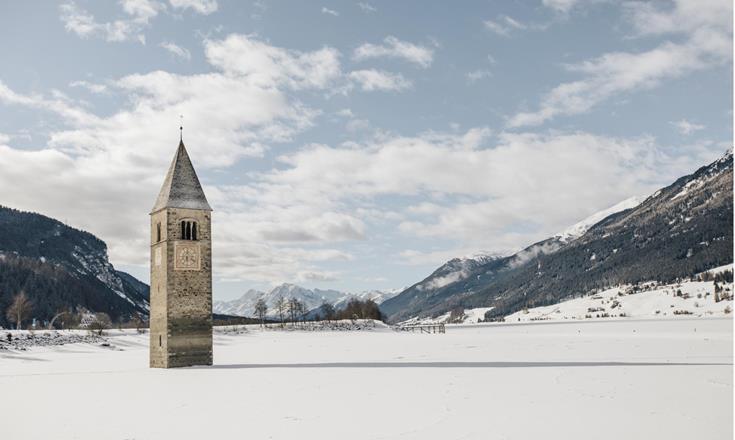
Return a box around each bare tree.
[48,308,70,330]
[64,310,82,329]
[88,313,112,336]
[296,300,307,323]
[275,296,287,328]
[287,298,300,325]
[132,314,147,334]
[254,298,268,327]
[289,299,306,326]
[6,291,33,330]
[447,307,465,324]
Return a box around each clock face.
[174,244,200,270]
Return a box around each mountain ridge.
[214,283,399,318]
[380,150,734,323]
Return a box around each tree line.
[3,290,147,332]
[252,296,384,327]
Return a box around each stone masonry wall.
[149,209,169,368]
[150,207,212,368]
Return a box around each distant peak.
[460,251,506,261]
[716,148,733,164]
[555,196,644,242]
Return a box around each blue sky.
[0,0,731,300]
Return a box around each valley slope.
[381,151,734,323]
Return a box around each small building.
[78,312,97,328]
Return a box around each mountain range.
[0,206,149,327]
[380,150,734,323]
[213,284,399,318]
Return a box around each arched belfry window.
[180,220,198,240]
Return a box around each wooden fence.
[394,323,445,334]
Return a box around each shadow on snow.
[201,361,732,370]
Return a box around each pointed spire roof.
[151,140,212,213]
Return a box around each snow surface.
[504,278,733,323]
[402,306,496,325]
[1,319,731,440]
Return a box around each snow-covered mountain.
[554,196,644,242]
[413,253,505,292]
[214,284,399,318]
[212,289,267,317]
[332,288,402,309]
[402,264,733,325]
[382,150,734,323]
[0,205,150,327]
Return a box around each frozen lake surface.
[2,318,732,439]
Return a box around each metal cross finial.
[179,114,183,141]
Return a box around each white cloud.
[214,240,349,284]
[204,35,411,96]
[0,38,725,288]
[542,0,597,14]
[69,80,109,94]
[348,69,412,91]
[168,0,218,14]
[624,0,731,37]
[159,41,192,60]
[346,118,370,132]
[358,2,376,13]
[0,34,424,285]
[298,270,339,282]
[0,35,340,285]
[251,0,267,19]
[204,34,342,90]
[122,0,163,20]
[466,69,492,83]
[60,0,217,43]
[335,108,354,118]
[671,119,705,135]
[353,36,434,68]
[0,80,98,125]
[321,7,339,16]
[483,15,528,37]
[59,0,163,43]
[509,0,732,127]
[245,128,723,266]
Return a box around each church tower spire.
[151,140,212,213]
[149,134,213,368]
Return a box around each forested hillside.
[0,206,149,328]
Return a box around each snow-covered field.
[1,318,732,440]
[407,266,733,325]
[504,279,733,323]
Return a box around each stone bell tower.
[149,134,213,368]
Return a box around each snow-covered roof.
[151,140,212,213]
